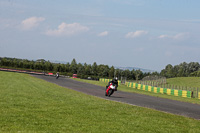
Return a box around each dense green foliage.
[1,71,200,132]
[161,62,200,78]
[0,57,150,80]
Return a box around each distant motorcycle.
[56,73,59,79]
[105,83,116,97]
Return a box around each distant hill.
[50,60,68,64]
[114,66,155,73]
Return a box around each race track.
[33,75,200,120]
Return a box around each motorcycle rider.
[105,77,118,96]
[56,72,59,79]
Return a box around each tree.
[177,66,184,77]
[60,64,66,72]
[188,62,200,74]
[115,69,121,79]
[85,64,92,76]
[77,63,84,75]
[177,62,188,77]
[102,65,109,77]
[12,58,18,68]
[54,64,63,72]
[45,61,54,71]
[165,64,174,78]
[123,69,131,79]
[70,58,77,74]
[130,69,136,80]
[97,64,104,77]
[23,59,30,69]
[109,66,115,78]
[1,58,9,66]
[65,63,70,72]
[135,69,143,81]
[92,62,98,76]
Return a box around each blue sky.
[0,0,200,71]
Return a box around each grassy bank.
[1,71,200,132]
[167,77,200,87]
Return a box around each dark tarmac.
[33,75,200,120]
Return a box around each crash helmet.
[113,77,117,81]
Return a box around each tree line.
[1,57,200,80]
[160,62,200,78]
[0,57,152,80]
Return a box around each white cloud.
[174,33,190,40]
[125,30,148,38]
[98,31,108,37]
[158,35,170,39]
[45,22,89,36]
[21,17,45,30]
[158,33,190,40]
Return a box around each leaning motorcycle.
[105,83,116,97]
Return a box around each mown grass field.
[167,77,200,88]
[74,78,200,104]
[1,71,200,132]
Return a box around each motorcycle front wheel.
[108,89,114,97]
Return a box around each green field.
[167,77,200,88]
[1,71,200,132]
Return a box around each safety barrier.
[99,78,121,85]
[125,82,192,98]
[199,92,200,99]
[0,68,44,75]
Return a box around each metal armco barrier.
[125,82,192,98]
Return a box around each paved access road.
[33,75,200,120]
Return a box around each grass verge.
[1,71,200,132]
[167,77,200,87]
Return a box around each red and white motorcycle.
[105,83,116,97]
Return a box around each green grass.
[167,77,200,88]
[166,77,200,98]
[74,78,200,105]
[1,71,200,132]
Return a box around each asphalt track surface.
[33,75,200,120]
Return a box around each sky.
[0,0,200,71]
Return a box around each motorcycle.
[105,83,116,97]
[56,73,59,79]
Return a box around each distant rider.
[56,72,59,79]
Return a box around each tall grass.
[1,71,200,132]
